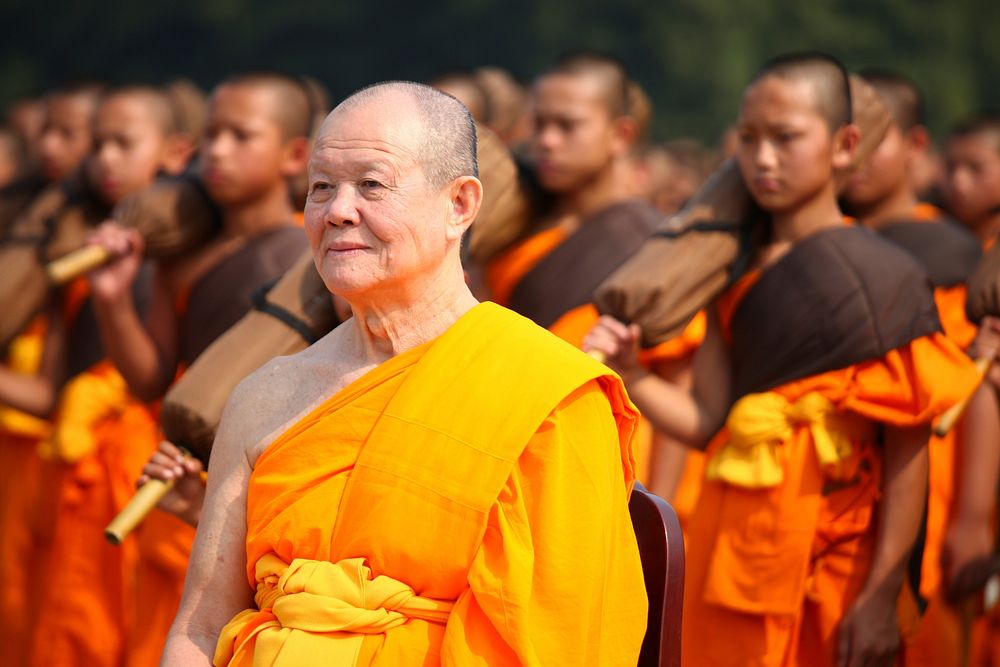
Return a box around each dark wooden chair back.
[630,482,685,667]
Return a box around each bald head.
[216,73,313,140]
[332,81,478,189]
[537,51,631,118]
[101,85,178,136]
[751,52,852,132]
[860,70,924,131]
[951,113,1000,154]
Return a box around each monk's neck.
[553,164,629,220]
[770,186,844,244]
[221,186,295,238]
[856,186,919,230]
[349,264,479,362]
[967,213,1000,247]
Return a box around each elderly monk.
[161,81,647,667]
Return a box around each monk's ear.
[610,115,639,157]
[445,175,483,242]
[832,123,861,171]
[161,134,196,176]
[906,125,930,155]
[280,136,310,178]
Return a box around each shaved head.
[859,69,925,131]
[751,52,852,131]
[951,113,1000,154]
[216,73,313,140]
[101,85,178,136]
[333,81,478,188]
[537,51,631,118]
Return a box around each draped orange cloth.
[215,302,647,666]
[0,318,51,667]
[681,270,980,667]
[486,224,705,485]
[29,360,161,667]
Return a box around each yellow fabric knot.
[38,364,131,463]
[0,328,51,438]
[706,391,862,489]
[215,554,455,667]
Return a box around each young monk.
[0,81,107,667]
[485,52,703,488]
[14,84,192,667]
[87,73,312,666]
[944,114,1000,248]
[162,80,645,667]
[586,52,984,667]
[0,84,103,235]
[844,71,1000,666]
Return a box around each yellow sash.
[706,391,866,488]
[214,555,455,667]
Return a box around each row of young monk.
[1,50,1000,666]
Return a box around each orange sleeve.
[934,284,977,350]
[638,310,706,365]
[485,227,567,306]
[843,333,980,427]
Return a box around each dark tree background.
[1,0,997,144]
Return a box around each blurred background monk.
[162,81,646,666]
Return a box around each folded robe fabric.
[215,302,647,666]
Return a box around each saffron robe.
[215,302,647,666]
[876,204,984,667]
[681,227,980,667]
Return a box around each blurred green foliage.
[1,0,997,145]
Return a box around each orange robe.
[0,319,51,667]
[214,302,647,666]
[29,359,161,667]
[881,203,982,666]
[682,271,980,667]
[487,224,705,485]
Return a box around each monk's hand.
[86,220,145,302]
[583,316,646,383]
[138,440,205,527]
[837,587,899,667]
[942,512,995,603]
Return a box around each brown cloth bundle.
[592,75,894,347]
[0,180,109,352]
[965,241,1000,324]
[160,251,338,462]
[465,124,533,265]
[47,174,219,284]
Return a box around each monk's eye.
[308,182,333,200]
[360,179,383,192]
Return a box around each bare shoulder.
[216,323,364,467]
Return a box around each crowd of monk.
[1,49,1000,666]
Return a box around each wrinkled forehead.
[313,96,426,165]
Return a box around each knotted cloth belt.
[706,391,867,489]
[214,554,455,666]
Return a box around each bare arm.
[0,301,67,417]
[942,384,1000,600]
[838,423,929,667]
[584,309,731,448]
[89,223,179,402]
[160,387,257,665]
[645,355,693,499]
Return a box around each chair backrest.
[629,482,685,667]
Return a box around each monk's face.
[304,96,454,299]
[200,84,294,206]
[89,94,170,205]
[844,123,910,210]
[944,133,1000,226]
[736,76,845,215]
[531,73,624,194]
[38,94,95,182]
